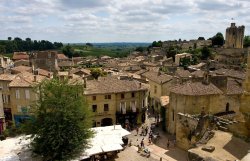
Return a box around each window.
[16,90,20,99]
[105,95,111,99]
[92,105,97,112]
[154,85,157,94]
[131,101,136,112]
[25,89,30,99]
[131,92,135,98]
[172,110,175,121]
[226,103,229,112]
[17,105,22,112]
[121,93,125,99]
[120,102,126,114]
[104,104,109,111]
[92,96,96,101]
[48,53,51,58]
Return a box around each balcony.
[95,111,112,116]
[116,108,139,115]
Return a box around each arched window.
[226,103,229,112]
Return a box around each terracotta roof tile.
[57,53,68,60]
[170,82,223,96]
[142,71,172,84]
[0,74,16,81]
[13,52,29,60]
[84,76,148,95]
[175,69,191,78]
[11,66,32,73]
[227,79,243,95]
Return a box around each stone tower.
[225,23,245,48]
[240,50,250,137]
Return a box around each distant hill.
[69,42,151,48]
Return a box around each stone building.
[84,76,148,128]
[240,51,250,138]
[0,72,46,126]
[30,50,59,72]
[142,71,174,114]
[0,88,4,134]
[225,23,245,49]
[168,71,243,134]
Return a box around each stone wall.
[176,113,199,150]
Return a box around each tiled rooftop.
[170,81,223,96]
[142,71,172,84]
[84,76,148,95]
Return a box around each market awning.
[101,144,123,152]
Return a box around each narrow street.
[113,110,188,161]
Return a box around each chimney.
[34,75,37,82]
[202,71,210,85]
[83,78,87,88]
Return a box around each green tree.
[90,68,107,79]
[211,32,224,46]
[152,40,162,47]
[201,46,211,60]
[0,45,6,54]
[135,46,145,52]
[244,35,250,48]
[8,37,12,41]
[24,79,93,161]
[198,37,205,40]
[86,43,93,47]
[62,45,74,58]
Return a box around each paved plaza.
[112,112,188,161]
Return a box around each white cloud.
[0,0,249,42]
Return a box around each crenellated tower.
[225,23,245,48]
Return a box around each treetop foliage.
[151,40,163,47]
[0,37,63,54]
[24,78,93,161]
[90,68,107,79]
[211,32,224,46]
[244,35,250,48]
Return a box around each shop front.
[116,112,138,129]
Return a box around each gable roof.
[142,71,172,84]
[84,76,148,95]
[175,69,191,78]
[57,53,68,60]
[226,79,243,95]
[12,52,29,60]
[11,66,32,73]
[9,72,46,87]
[170,81,223,96]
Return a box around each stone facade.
[0,88,5,134]
[176,113,199,150]
[214,48,248,67]
[225,23,245,49]
[30,51,59,72]
[240,51,250,138]
[84,77,148,128]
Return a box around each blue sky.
[0,0,249,43]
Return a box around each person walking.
[141,138,144,148]
[136,127,139,136]
[145,126,148,135]
[167,139,170,148]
